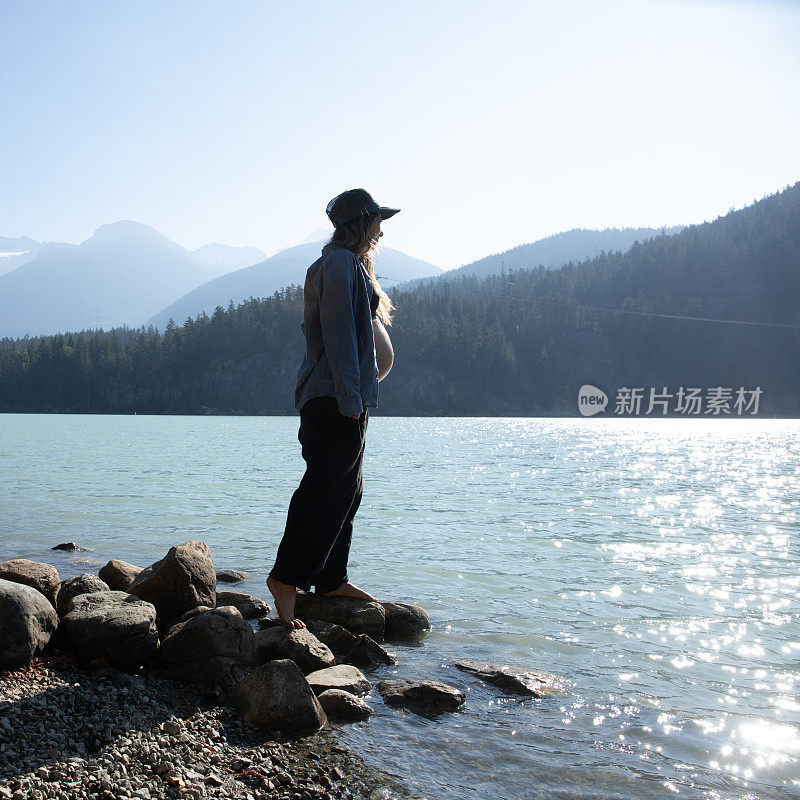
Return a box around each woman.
[267,188,398,629]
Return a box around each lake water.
[1,414,798,800]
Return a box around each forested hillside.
[1,183,798,416]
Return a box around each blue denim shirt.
[294,246,379,416]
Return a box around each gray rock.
[62,591,159,669]
[377,678,465,713]
[303,619,359,661]
[157,608,255,687]
[56,573,110,617]
[215,591,269,619]
[254,626,336,675]
[128,541,216,622]
[453,660,561,696]
[52,542,81,551]
[317,689,373,721]
[380,601,430,640]
[215,569,247,583]
[215,605,242,618]
[293,591,385,640]
[98,559,143,591]
[0,559,61,608]
[305,665,371,696]
[0,578,59,669]
[343,634,397,668]
[224,659,327,734]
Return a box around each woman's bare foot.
[266,575,307,629]
[320,581,378,601]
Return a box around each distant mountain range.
[147,237,443,330]
[0,220,684,341]
[394,226,683,291]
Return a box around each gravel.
[0,649,422,800]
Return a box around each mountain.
[190,243,267,279]
[0,235,46,277]
[0,221,214,339]
[396,226,683,291]
[147,237,442,330]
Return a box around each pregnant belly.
[373,318,394,381]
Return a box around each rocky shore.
[1,540,561,800]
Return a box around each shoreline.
[0,646,424,800]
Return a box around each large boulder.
[0,579,58,669]
[254,627,336,675]
[293,592,385,640]
[303,619,359,662]
[305,665,371,696]
[98,559,142,591]
[224,659,327,735]
[317,689,373,721]
[215,591,269,620]
[0,559,60,608]
[377,679,465,714]
[380,602,430,640]
[128,541,215,622]
[62,591,159,669]
[56,573,110,617]
[157,608,255,687]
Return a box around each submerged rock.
[293,591,385,640]
[98,559,143,591]
[254,626,336,675]
[344,634,397,668]
[224,659,327,734]
[0,578,59,669]
[56,573,110,617]
[51,542,81,551]
[454,660,562,696]
[0,559,61,608]
[128,541,216,622]
[377,678,465,714]
[215,568,247,583]
[62,591,158,669]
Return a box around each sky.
[1,0,799,270]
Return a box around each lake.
[1,414,798,800]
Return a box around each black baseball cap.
[326,188,400,228]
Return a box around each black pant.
[269,394,369,594]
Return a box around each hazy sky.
[1,0,799,269]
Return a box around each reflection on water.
[1,415,798,800]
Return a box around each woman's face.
[367,214,383,245]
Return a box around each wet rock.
[128,541,216,622]
[304,619,360,661]
[0,578,59,669]
[62,591,159,669]
[454,659,561,696]
[343,634,397,668]
[306,665,371,696]
[56,573,110,616]
[215,590,270,619]
[0,559,60,608]
[293,591,385,640]
[254,626,336,674]
[224,659,327,734]
[157,607,255,687]
[317,689,373,721]
[215,568,247,583]
[377,678,465,713]
[98,559,143,591]
[52,542,81,551]
[380,601,430,640]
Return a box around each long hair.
[321,212,395,326]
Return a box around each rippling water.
[1,414,798,800]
